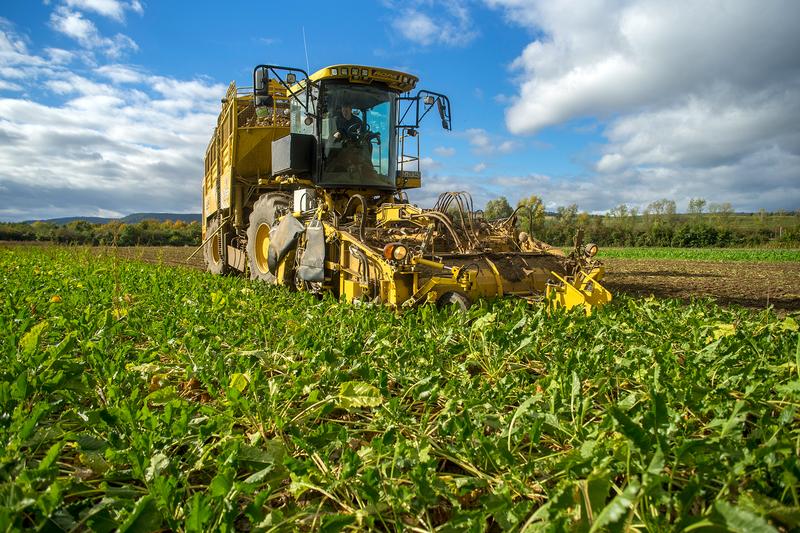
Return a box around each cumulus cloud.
[492,0,800,133]
[64,0,143,21]
[420,156,442,171]
[433,146,456,157]
[50,7,137,58]
[465,128,522,155]
[485,152,800,214]
[486,0,800,211]
[391,1,478,47]
[0,19,226,221]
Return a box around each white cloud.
[392,1,478,47]
[44,47,77,64]
[420,156,442,172]
[465,127,522,155]
[0,21,226,221]
[598,91,800,171]
[496,140,520,154]
[95,63,143,83]
[397,11,438,46]
[433,146,456,157]
[50,7,137,58]
[486,0,800,211]
[0,79,22,91]
[490,0,800,133]
[64,0,143,21]
[484,153,800,214]
[473,162,487,172]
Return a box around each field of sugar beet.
[1,244,799,531]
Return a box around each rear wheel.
[246,192,291,282]
[204,218,227,275]
[437,291,471,311]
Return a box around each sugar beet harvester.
[200,64,611,312]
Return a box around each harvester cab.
[252,64,450,193]
[199,63,611,313]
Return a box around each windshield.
[319,82,396,188]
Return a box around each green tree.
[484,197,513,221]
[516,195,545,235]
[644,199,677,227]
[688,198,706,215]
[607,204,629,222]
[708,202,734,227]
[556,203,578,225]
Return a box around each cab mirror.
[437,99,450,129]
[255,68,268,94]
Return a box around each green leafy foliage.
[0,218,201,246]
[0,245,798,530]
[597,247,800,262]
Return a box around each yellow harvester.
[200,63,611,312]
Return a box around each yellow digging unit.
[199,63,611,313]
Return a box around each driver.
[335,104,363,140]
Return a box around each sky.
[0,0,798,221]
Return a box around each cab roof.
[308,64,418,93]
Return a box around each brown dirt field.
[603,258,800,312]
[4,243,798,311]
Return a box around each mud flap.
[298,222,325,282]
[268,215,305,274]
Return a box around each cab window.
[318,82,396,188]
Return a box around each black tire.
[437,291,471,311]
[204,217,227,275]
[246,192,291,282]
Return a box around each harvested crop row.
[1,246,798,531]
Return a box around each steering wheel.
[346,122,362,138]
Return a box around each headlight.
[383,243,408,261]
[585,243,598,257]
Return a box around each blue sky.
[0,0,798,220]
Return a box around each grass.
[1,245,799,531]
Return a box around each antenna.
[302,26,310,73]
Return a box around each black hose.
[343,194,368,241]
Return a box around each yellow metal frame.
[263,204,611,314]
[202,80,290,239]
[546,268,612,315]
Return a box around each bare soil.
[603,258,800,312]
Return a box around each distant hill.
[120,213,201,224]
[25,213,201,225]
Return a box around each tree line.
[0,219,201,246]
[2,198,798,248]
[483,196,800,247]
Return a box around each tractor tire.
[204,217,227,275]
[246,192,292,282]
[437,291,471,311]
